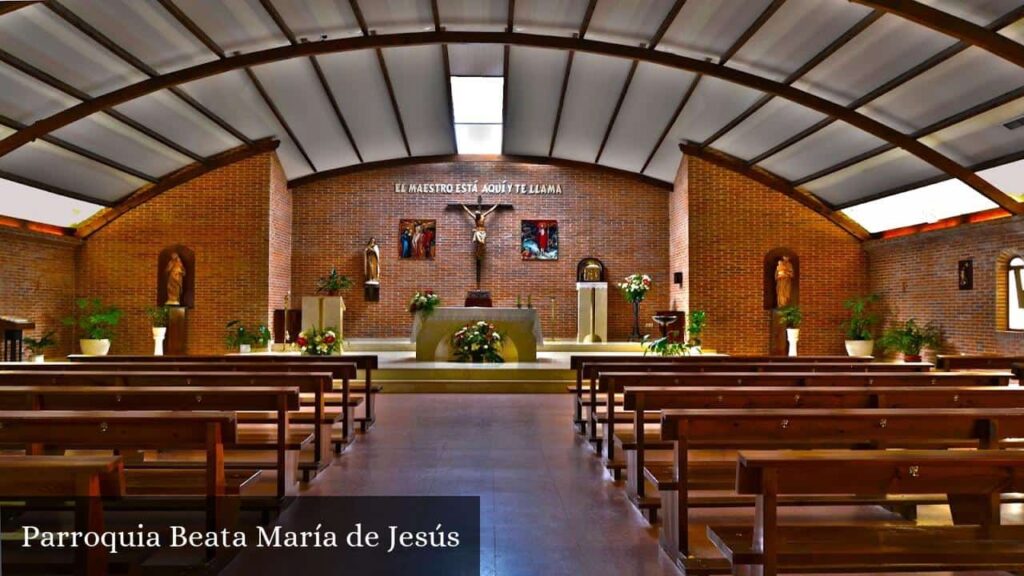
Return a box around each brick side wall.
[291,162,671,340]
[669,156,689,314]
[77,153,277,354]
[0,229,79,358]
[685,156,869,355]
[268,154,292,319]
[866,216,1024,355]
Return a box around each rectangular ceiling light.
[0,178,104,228]
[451,76,503,154]
[840,179,998,234]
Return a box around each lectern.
[576,283,608,343]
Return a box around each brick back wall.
[684,156,869,355]
[291,162,670,340]
[77,153,277,354]
[268,154,292,319]
[866,216,1024,355]
[0,229,79,358]
[669,157,689,313]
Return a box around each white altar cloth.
[410,307,544,361]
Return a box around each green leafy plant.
[841,294,879,341]
[409,291,441,316]
[642,334,689,357]
[315,267,353,295]
[63,298,123,340]
[878,319,941,356]
[224,320,253,349]
[145,305,170,328]
[777,305,803,329]
[23,330,57,356]
[252,324,272,348]
[451,321,505,363]
[687,310,707,347]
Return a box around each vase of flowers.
[296,326,341,356]
[618,273,652,341]
[451,321,504,363]
[409,291,441,316]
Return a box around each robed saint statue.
[165,252,186,306]
[364,237,380,284]
[774,255,794,308]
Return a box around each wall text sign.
[394,181,564,195]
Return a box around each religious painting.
[521,220,558,260]
[959,259,974,290]
[399,219,436,260]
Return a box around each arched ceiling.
[3,0,1024,240]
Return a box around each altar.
[410,307,543,362]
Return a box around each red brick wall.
[0,228,79,358]
[866,216,1024,355]
[291,161,671,340]
[669,157,689,314]
[268,154,292,319]
[77,153,279,354]
[683,156,869,355]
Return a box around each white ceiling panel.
[922,96,1024,166]
[981,159,1024,198]
[271,0,361,40]
[275,138,314,180]
[658,0,775,61]
[58,0,217,74]
[438,0,508,32]
[0,62,80,124]
[673,76,765,144]
[382,46,454,156]
[0,4,147,96]
[551,53,632,163]
[793,14,957,107]
[729,1,873,82]
[758,121,886,180]
[0,140,149,204]
[714,98,829,162]
[503,46,567,157]
[918,0,1023,26]
[999,18,1024,44]
[860,48,1024,134]
[587,0,678,45]
[359,0,433,34]
[805,149,943,207]
[179,70,281,140]
[317,51,407,162]
[174,0,289,54]
[599,63,694,173]
[251,59,358,172]
[114,89,242,157]
[52,113,194,178]
[513,0,590,37]
[642,136,682,183]
[448,44,505,76]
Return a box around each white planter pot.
[786,328,800,357]
[844,339,874,357]
[32,354,45,363]
[80,339,111,356]
[239,344,252,354]
[152,327,167,356]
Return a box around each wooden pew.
[657,408,1024,569]
[0,371,333,480]
[937,353,1024,371]
[0,455,125,576]
[708,450,1024,576]
[0,385,300,498]
[67,353,382,431]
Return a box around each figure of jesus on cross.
[447,195,513,287]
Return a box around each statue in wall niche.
[165,252,186,306]
[774,255,794,308]
[364,237,380,284]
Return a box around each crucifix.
[446,195,514,287]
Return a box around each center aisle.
[304,394,680,576]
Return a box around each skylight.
[840,179,998,234]
[0,178,104,228]
[451,76,503,154]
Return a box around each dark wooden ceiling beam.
[0,30,1018,213]
[649,0,687,49]
[679,142,869,239]
[718,0,786,65]
[431,0,457,154]
[594,59,637,163]
[500,45,510,155]
[75,138,279,238]
[548,0,597,157]
[244,67,315,171]
[640,69,704,174]
[0,1,41,17]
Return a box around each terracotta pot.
[902,353,923,363]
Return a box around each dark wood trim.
[347,0,369,36]
[375,48,411,156]
[0,2,41,17]
[679,142,869,240]
[595,59,637,163]
[718,0,785,64]
[288,153,674,191]
[257,0,296,44]
[243,67,315,171]
[442,45,457,153]
[640,70,705,174]
[157,0,224,57]
[500,44,510,154]
[548,50,574,157]
[506,0,516,33]
[649,0,687,49]
[430,0,442,31]
[0,169,113,206]
[0,29,1017,212]
[746,117,831,165]
[0,214,78,238]
[75,139,279,238]
[579,0,598,38]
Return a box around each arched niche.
[157,245,195,308]
[763,248,799,310]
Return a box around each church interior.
[2,0,1024,574]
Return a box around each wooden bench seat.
[938,354,1024,371]
[125,468,260,496]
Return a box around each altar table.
[410,308,543,362]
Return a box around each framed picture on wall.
[958,259,973,290]
[399,219,436,260]
[521,220,558,260]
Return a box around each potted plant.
[252,324,272,351]
[315,267,352,296]
[617,273,652,341]
[146,305,170,356]
[63,298,122,356]
[841,294,879,357]
[225,320,253,353]
[687,310,707,354]
[777,304,803,357]
[642,334,689,357]
[878,319,941,362]
[23,330,56,363]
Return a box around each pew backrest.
[0,385,299,412]
[0,455,125,497]
[0,410,237,448]
[66,354,379,371]
[938,355,1024,371]
[4,361,357,380]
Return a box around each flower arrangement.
[618,273,652,303]
[297,326,340,356]
[409,291,441,316]
[315,267,353,296]
[451,321,504,363]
